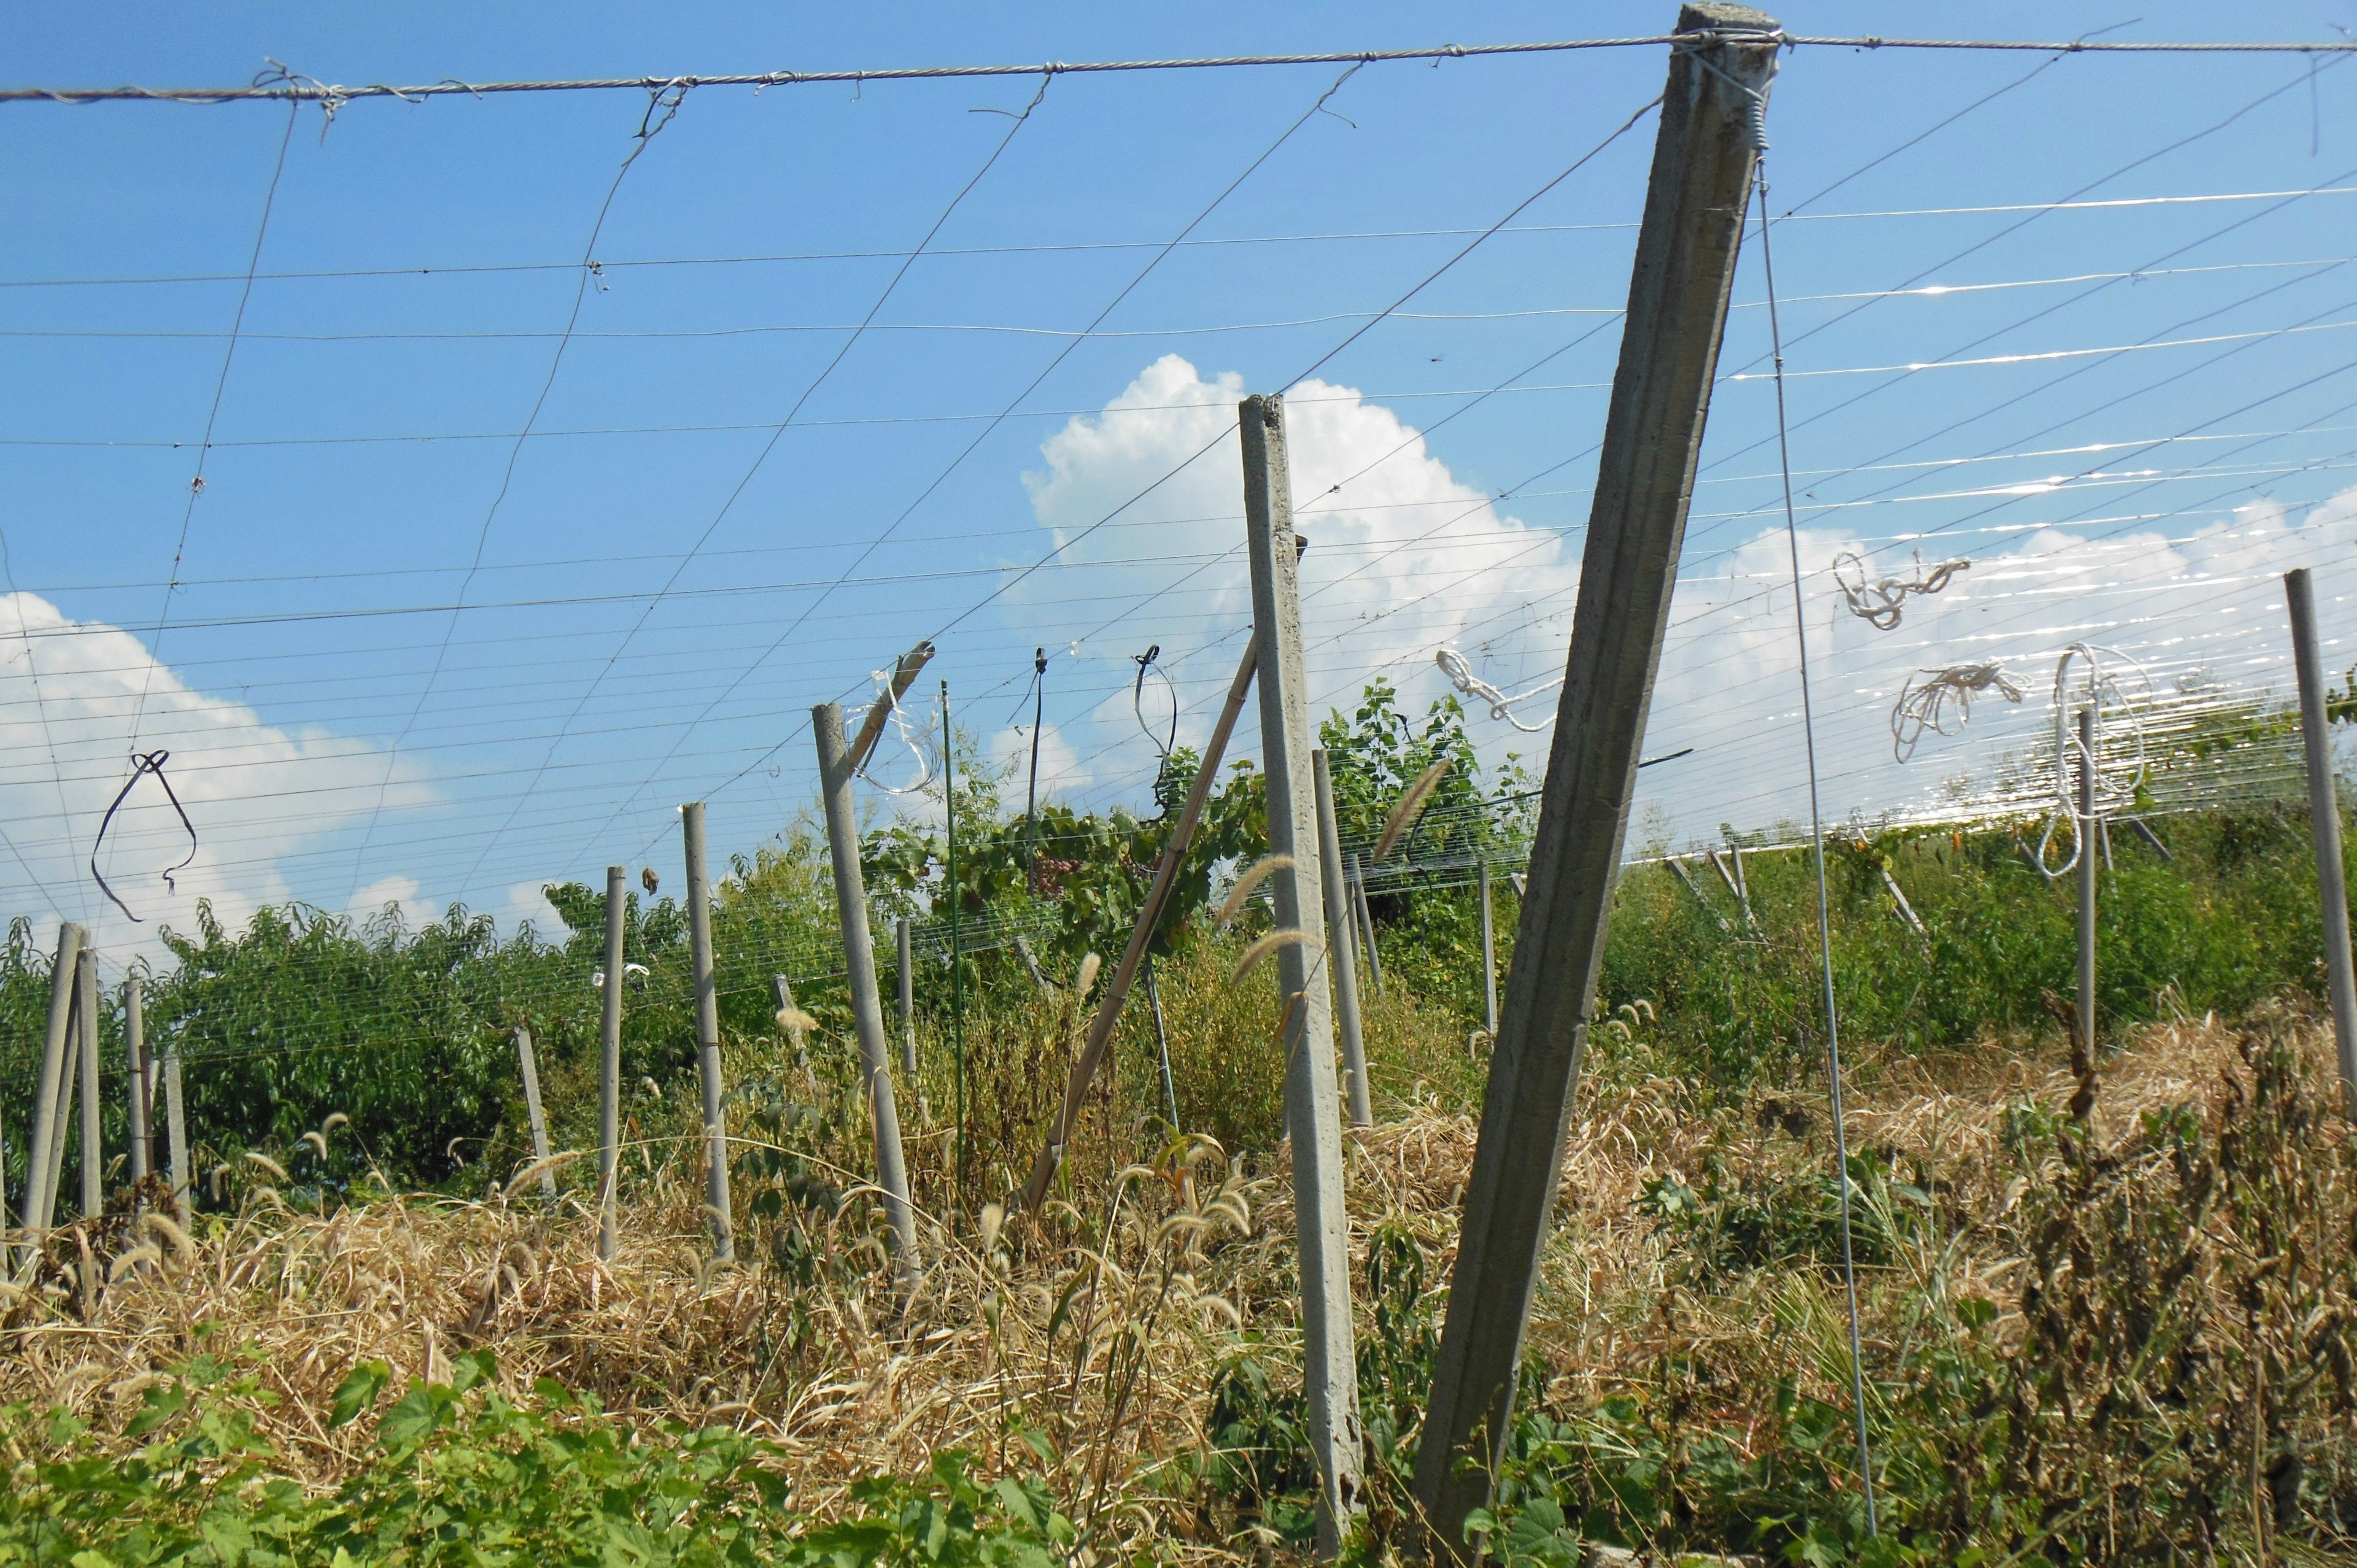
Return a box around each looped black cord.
[90,749,199,924]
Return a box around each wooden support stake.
[124,978,150,1188]
[2288,567,2357,1111]
[1243,391,1363,1554]
[681,801,735,1261]
[2077,707,2098,1064]
[597,864,625,1262]
[1348,852,1384,997]
[815,701,919,1286]
[1312,750,1374,1128]
[1018,641,1258,1210]
[515,1025,557,1199]
[1412,9,1776,1553]
[21,921,83,1259]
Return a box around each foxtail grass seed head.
[1374,757,1451,863]
[1229,928,1319,988]
[1215,855,1295,929]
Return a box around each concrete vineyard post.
[1242,390,1363,1556]
[164,1052,188,1227]
[597,865,625,1262]
[2078,707,2098,1064]
[1312,749,1374,1129]
[681,801,734,1261]
[1412,9,1778,1554]
[74,948,101,1219]
[21,921,83,1260]
[515,1025,558,1199]
[896,915,919,1081]
[125,978,151,1188]
[1145,954,1180,1133]
[2286,567,2357,1111]
[814,701,919,1286]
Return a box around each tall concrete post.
[1479,852,1498,1038]
[815,701,919,1288]
[1412,9,1779,1553]
[1242,390,1362,1555]
[164,1051,188,1226]
[2287,567,2357,1111]
[515,1025,558,1199]
[1312,749,1374,1129]
[681,802,734,1261]
[597,865,625,1262]
[896,915,919,1080]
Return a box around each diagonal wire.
[586,61,1377,860]
[448,72,1059,897]
[341,83,689,900]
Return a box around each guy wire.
[1755,152,1880,1532]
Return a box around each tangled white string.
[1890,661,2025,762]
[1832,549,1970,630]
[2035,641,2153,880]
[1436,646,1558,732]
[857,668,937,797]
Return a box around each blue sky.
[4,2,2357,956]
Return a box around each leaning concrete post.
[1348,854,1384,997]
[1412,9,1778,1554]
[2287,567,2357,1112]
[164,1051,189,1226]
[597,865,625,1262]
[681,802,734,1261]
[896,916,919,1079]
[21,921,83,1260]
[1242,390,1363,1555]
[1312,749,1374,1129]
[814,701,919,1287]
[514,1025,558,1199]
[1478,852,1499,1038]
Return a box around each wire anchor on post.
[2034,643,2152,880]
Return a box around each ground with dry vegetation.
[1,987,2352,1565]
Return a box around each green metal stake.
[943,678,966,1199]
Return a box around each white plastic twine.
[1832,548,1970,630]
[2034,641,2153,880]
[1889,661,2026,762]
[1434,646,1558,732]
[857,666,939,797]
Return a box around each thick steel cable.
[10,33,2357,109]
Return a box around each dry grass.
[0,1002,2344,1559]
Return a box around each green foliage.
[0,1351,1077,1567]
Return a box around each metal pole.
[815,701,919,1283]
[597,864,625,1262]
[681,801,734,1261]
[1479,851,1499,1038]
[1242,390,1363,1555]
[944,678,966,1195]
[22,923,82,1256]
[1313,749,1374,1129]
[1413,9,1776,1553]
[2287,567,2357,1111]
[515,1025,557,1198]
[1349,853,1384,997]
[896,916,918,1079]
[124,978,150,1188]
[1145,954,1180,1134]
[1016,642,1259,1210]
[2078,706,2098,1065]
[164,1049,188,1227]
